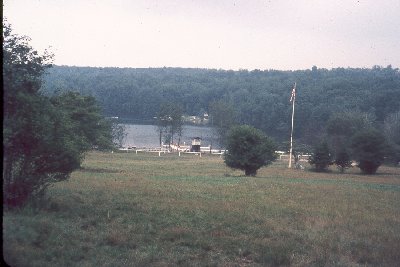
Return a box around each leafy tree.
[384,111,400,145]
[351,129,387,174]
[385,145,400,166]
[326,112,373,138]
[224,125,276,176]
[155,103,184,146]
[3,22,58,207]
[384,111,400,165]
[50,92,114,150]
[334,146,352,173]
[112,122,127,148]
[326,112,374,156]
[3,22,113,208]
[309,141,333,172]
[209,100,236,148]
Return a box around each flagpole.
[288,82,296,168]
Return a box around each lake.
[122,124,220,148]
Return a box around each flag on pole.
[288,82,296,168]
[290,83,296,102]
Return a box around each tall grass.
[3,151,400,266]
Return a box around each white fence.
[278,154,311,162]
[118,145,225,157]
[119,147,309,160]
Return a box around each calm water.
[122,124,220,148]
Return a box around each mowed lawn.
[3,151,400,267]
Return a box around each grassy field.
[3,151,400,267]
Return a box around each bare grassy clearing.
[3,151,400,266]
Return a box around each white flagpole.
[288,82,296,168]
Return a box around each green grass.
[3,151,400,266]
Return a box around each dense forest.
[43,65,400,145]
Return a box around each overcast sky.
[4,0,400,70]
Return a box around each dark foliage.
[3,22,114,208]
[155,103,184,146]
[309,142,333,172]
[383,111,400,165]
[50,92,114,151]
[335,146,352,173]
[224,125,276,176]
[43,65,400,145]
[351,130,387,174]
[208,100,237,148]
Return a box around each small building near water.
[191,137,201,152]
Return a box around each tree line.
[43,64,400,147]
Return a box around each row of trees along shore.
[43,64,400,148]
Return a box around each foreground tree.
[3,22,113,208]
[3,22,55,207]
[351,129,387,174]
[224,125,276,176]
[309,141,333,172]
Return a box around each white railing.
[118,146,227,157]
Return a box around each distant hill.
[43,65,400,144]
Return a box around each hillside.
[43,65,400,144]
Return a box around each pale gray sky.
[4,0,400,70]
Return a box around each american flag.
[290,83,296,103]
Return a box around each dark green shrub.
[309,141,333,172]
[335,146,352,173]
[224,125,276,176]
[351,129,387,174]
